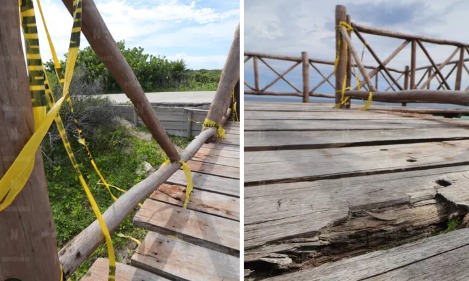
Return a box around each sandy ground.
[101,91,215,106]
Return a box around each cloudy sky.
[245,0,469,95]
[34,0,239,70]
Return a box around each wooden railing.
[245,5,469,107]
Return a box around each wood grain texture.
[187,160,239,179]
[0,2,60,279]
[268,228,469,281]
[80,258,169,281]
[134,200,239,254]
[245,140,469,184]
[245,128,469,150]
[151,183,239,220]
[131,232,239,281]
[245,165,469,250]
[168,170,240,196]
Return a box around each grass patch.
[44,124,190,280]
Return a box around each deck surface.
[245,101,469,280]
[82,122,240,281]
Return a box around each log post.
[345,14,352,108]
[455,47,464,91]
[302,51,310,103]
[427,67,432,89]
[62,0,179,162]
[0,1,60,280]
[234,80,240,120]
[411,40,417,89]
[335,5,348,107]
[253,56,260,93]
[403,65,409,106]
[205,24,240,126]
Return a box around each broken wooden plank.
[245,128,469,150]
[152,183,239,220]
[245,140,469,184]
[167,170,239,197]
[267,228,469,281]
[131,232,239,281]
[245,165,469,250]
[80,258,169,281]
[134,200,239,254]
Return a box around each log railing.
[245,5,469,107]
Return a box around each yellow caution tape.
[334,21,353,108]
[202,118,225,138]
[161,159,193,209]
[12,1,116,280]
[232,89,239,122]
[116,233,141,245]
[361,92,373,111]
[37,0,120,204]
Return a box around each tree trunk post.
[302,51,310,103]
[62,0,180,162]
[253,56,260,93]
[410,40,417,89]
[335,5,348,107]
[403,65,409,106]
[345,14,352,108]
[455,47,464,91]
[0,1,60,280]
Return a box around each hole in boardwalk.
[406,159,417,162]
[379,149,388,151]
[436,179,452,187]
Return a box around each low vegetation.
[42,70,191,280]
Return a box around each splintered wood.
[245,101,469,280]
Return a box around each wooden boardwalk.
[244,102,469,280]
[82,122,240,281]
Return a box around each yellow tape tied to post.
[161,160,193,208]
[334,21,353,109]
[203,118,225,138]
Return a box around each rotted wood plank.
[245,140,469,184]
[268,228,469,281]
[80,258,169,281]
[245,128,469,150]
[134,200,239,254]
[245,165,469,250]
[152,183,239,220]
[167,170,239,196]
[131,232,239,281]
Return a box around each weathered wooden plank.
[190,156,240,168]
[245,119,447,131]
[167,170,239,196]
[202,143,240,151]
[80,258,169,281]
[245,128,469,150]
[244,110,417,120]
[195,147,240,159]
[218,135,240,145]
[244,165,469,250]
[244,102,334,112]
[152,183,239,220]
[134,200,239,254]
[187,160,239,179]
[268,228,469,281]
[245,140,469,184]
[131,232,239,281]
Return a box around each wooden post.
[335,5,348,107]
[403,65,409,106]
[0,1,60,280]
[234,80,240,120]
[427,67,432,89]
[253,56,260,93]
[62,0,179,162]
[455,47,464,91]
[345,14,352,108]
[186,109,193,138]
[205,24,240,126]
[411,40,417,89]
[302,51,310,103]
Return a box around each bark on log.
[335,5,348,106]
[61,0,179,161]
[302,52,310,103]
[0,1,60,280]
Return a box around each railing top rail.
[353,23,469,47]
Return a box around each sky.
[33,0,239,70]
[244,0,469,95]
